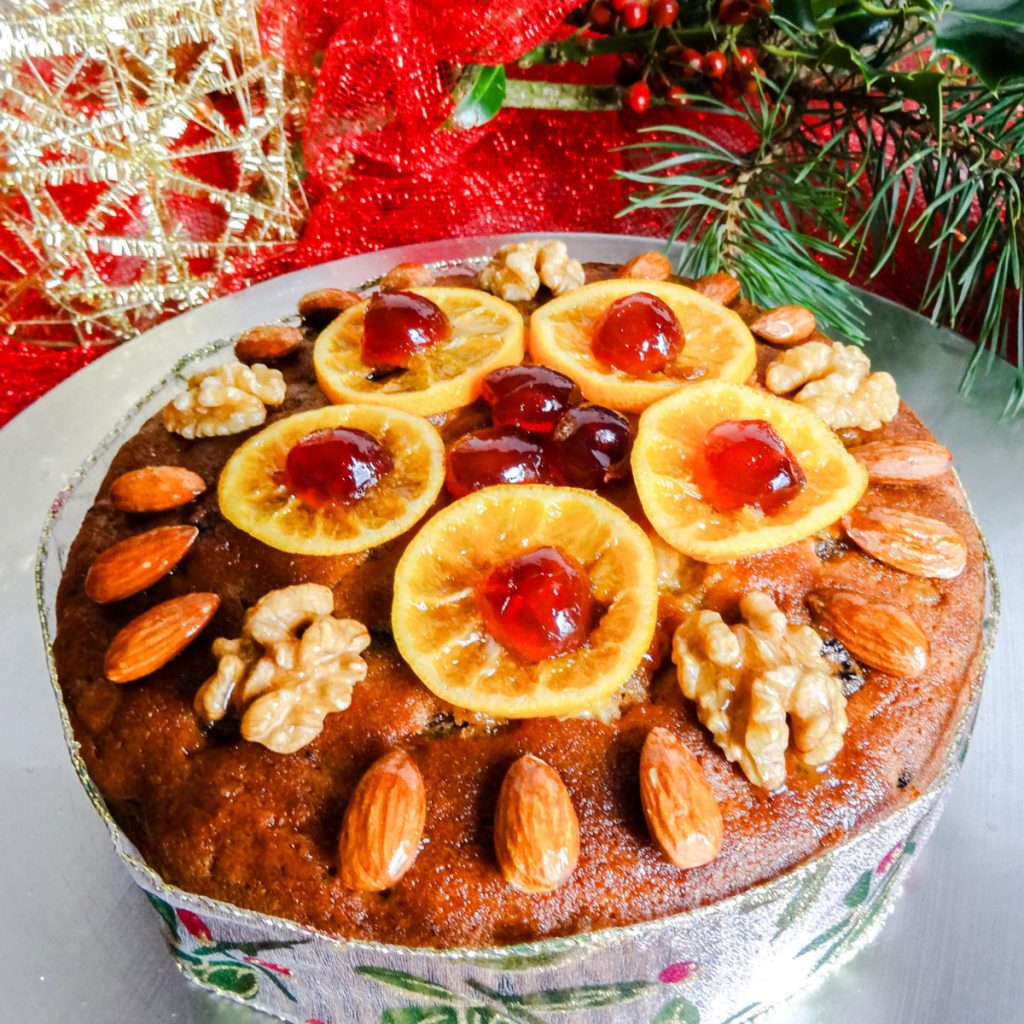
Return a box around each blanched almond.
[807,589,928,678]
[104,592,220,683]
[843,507,967,579]
[297,287,361,326]
[338,749,426,891]
[749,305,816,346]
[234,324,303,363]
[109,465,206,513]
[849,440,953,485]
[381,262,435,290]
[85,525,198,604]
[692,272,741,306]
[640,727,723,869]
[494,754,579,894]
[618,251,672,281]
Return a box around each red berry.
[610,0,628,9]
[703,50,728,78]
[651,0,679,25]
[734,47,757,71]
[679,47,704,76]
[667,85,688,106]
[625,80,652,113]
[478,546,593,662]
[551,405,632,488]
[445,427,554,498]
[622,0,648,28]
[361,290,451,370]
[591,0,614,27]
[481,365,579,435]
[591,292,682,374]
[285,428,394,507]
[615,54,644,87]
[717,0,754,23]
[693,419,806,514]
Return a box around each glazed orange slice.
[632,381,868,563]
[528,279,757,412]
[313,287,525,416]
[218,405,445,555]
[392,485,659,718]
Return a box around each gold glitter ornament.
[0,0,307,345]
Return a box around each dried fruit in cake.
[218,405,445,555]
[528,279,757,412]
[391,485,659,718]
[313,287,525,416]
[445,426,557,497]
[632,381,868,563]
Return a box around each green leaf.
[507,982,654,1010]
[191,962,260,999]
[652,996,701,1024]
[448,65,507,130]
[356,967,458,1001]
[383,1007,459,1024]
[466,1009,515,1024]
[796,915,852,956]
[774,858,832,938]
[934,0,1024,88]
[453,950,577,972]
[834,13,890,48]
[876,71,946,130]
[144,892,179,943]
[843,869,874,907]
[771,0,817,31]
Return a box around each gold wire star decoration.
[0,0,307,345]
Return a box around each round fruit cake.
[52,241,987,949]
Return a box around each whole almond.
[842,507,967,580]
[618,251,672,281]
[749,304,816,346]
[104,592,220,683]
[494,754,579,894]
[338,749,426,891]
[849,440,953,485]
[234,324,303,363]
[382,262,435,290]
[640,727,723,869]
[692,272,741,306]
[110,465,206,513]
[297,287,361,326]
[807,589,928,678]
[86,525,199,604]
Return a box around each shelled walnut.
[765,340,899,431]
[672,592,848,791]
[163,361,286,439]
[195,584,370,754]
[478,240,584,301]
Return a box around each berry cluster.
[446,365,632,497]
[590,0,680,33]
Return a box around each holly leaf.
[934,0,1024,88]
[448,64,507,129]
[191,962,260,999]
[876,71,945,129]
[383,1008,459,1024]
[653,997,702,1024]
[506,982,654,1010]
[772,0,817,32]
[356,967,458,1001]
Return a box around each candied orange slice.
[392,485,659,718]
[632,381,868,563]
[218,406,445,555]
[313,287,525,416]
[528,279,757,412]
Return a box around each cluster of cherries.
[589,0,680,32]
[446,365,632,498]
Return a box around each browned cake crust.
[53,264,987,947]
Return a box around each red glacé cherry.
[694,419,806,514]
[361,290,451,369]
[481,365,579,434]
[551,405,631,488]
[445,427,554,498]
[284,428,394,507]
[591,292,683,374]
[478,546,593,662]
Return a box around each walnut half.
[163,361,286,439]
[672,592,848,791]
[478,241,585,301]
[195,584,370,754]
